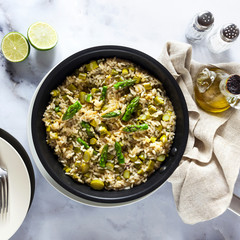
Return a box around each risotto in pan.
[43,58,176,191]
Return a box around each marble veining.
[0,0,240,239]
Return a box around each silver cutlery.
[0,167,8,221]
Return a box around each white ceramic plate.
[0,136,32,239]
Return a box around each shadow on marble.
[34,46,57,68]
[1,45,57,87]
[186,39,233,64]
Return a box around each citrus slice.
[27,21,58,51]
[1,32,30,62]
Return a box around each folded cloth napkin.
[158,41,240,224]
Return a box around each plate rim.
[0,128,35,206]
[0,130,35,238]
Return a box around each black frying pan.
[28,45,189,205]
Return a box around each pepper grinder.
[207,23,239,53]
[185,11,214,43]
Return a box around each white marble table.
[1,0,240,239]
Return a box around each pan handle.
[229,194,240,216]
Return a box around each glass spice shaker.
[185,11,214,43]
[207,23,239,53]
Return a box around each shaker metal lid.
[195,11,214,30]
[220,23,239,42]
[226,75,240,94]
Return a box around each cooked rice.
[43,58,176,190]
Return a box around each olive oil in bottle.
[194,68,240,113]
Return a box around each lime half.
[27,21,58,51]
[1,32,30,62]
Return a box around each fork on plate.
[0,167,8,221]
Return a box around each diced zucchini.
[111,69,118,75]
[162,114,170,121]
[156,154,166,162]
[90,179,104,190]
[74,147,81,153]
[146,160,155,172]
[143,83,152,90]
[137,169,144,175]
[50,89,60,97]
[62,95,68,101]
[83,149,92,162]
[78,73,87,80]
[68,83,77,92]
[123,170,130,179]
[130,156,138,162]
[150,137,157,143]
[86,61,99,72]
[160,134,167,143]
[79,91,86,104]
[156,125,163,132]
[154,96,164,105]
[138,154,146,161]
[133,75,141,83]
[50,132,58,140]
[148,105,157,114]
[122,68,128,75]
[90,119,98,127]
[99,126,110,136]
[81,163,90,173]
[91,88,100,94]
[106,162,114,171]
[90,138,97,145]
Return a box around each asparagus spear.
[102,110,121,118]
[80,121,95,138]
[122,96,139,121]
[85,94,92,103]
[62,101,82,121]
[122,123,148,132]
[115,141,125,164]
[77,137,98,155]
[77,137,90,149]
[99,144,108,168]
[113,78,136,90]
[100,86,107,101]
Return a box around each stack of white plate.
[0,129,35,240]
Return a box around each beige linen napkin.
[158,41,240,224]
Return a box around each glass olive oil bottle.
[194,68,240,113]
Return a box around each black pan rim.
[30,45,189,204]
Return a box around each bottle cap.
[226,75,240,94]
[195,11,214,30]
[220,24,239,42]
